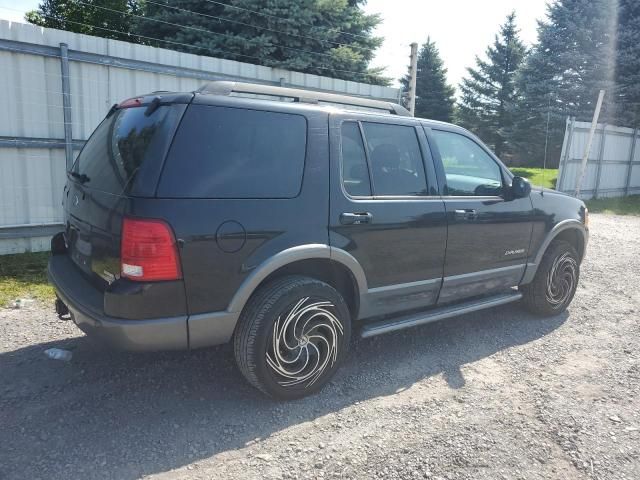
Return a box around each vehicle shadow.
[0,304,568,479]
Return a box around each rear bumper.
[48,254,188,351]
[48,253,239,351]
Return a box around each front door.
[329,113,447,319]
[426,127,533,303]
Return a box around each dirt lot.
[1,213,639,480]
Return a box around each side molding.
[521,219,588,285]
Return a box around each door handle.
[454,209,478,221]
[340,212,373,225]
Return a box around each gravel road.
[1,213,639,480]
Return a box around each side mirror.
[511,176,531,198]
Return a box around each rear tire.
[521,240,580,316]
[233,276,351,400]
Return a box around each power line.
[199,0,372,41]
[0,7,266,65]
[143,0,370,53]
[8,4,377,80]
[79,1,346,62]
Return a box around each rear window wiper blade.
[68,171,90,183]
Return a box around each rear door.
[155,99,328,319]
[329,112,447,319]
[426,126,533,303]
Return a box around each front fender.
[521,219,588,285]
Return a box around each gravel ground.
[1,213,639,480]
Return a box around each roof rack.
[197,81,410,116]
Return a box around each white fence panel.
[557,118,640,199]
[0,20,401,254]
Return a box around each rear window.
[157,105,307,198]
[72,105,185,196]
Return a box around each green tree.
[400,37,455,122]
[25,0,141,42]
[613,0,640,127]
[134,0,389,85]
[25,0,387,85]
[456,12,526,158]
[512,0,619,166]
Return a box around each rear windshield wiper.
[69,171,90,184]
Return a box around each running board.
[360,291,523,338]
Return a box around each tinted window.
[341,122,371,196]
[362,123,427,196]
[158,105,307,198]
[432,130,503,196]
[72,105,184,195]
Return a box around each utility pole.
[407,42,418,116]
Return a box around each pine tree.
[456,12,526,158]
[512,0,618,166]
[613,0,640,127]
[25,0,141,42]
[400,38,455,122]
[134,0,388,85]
[25,0,388,85]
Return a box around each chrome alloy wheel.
[266,297,344,388]
[545,252,578,308]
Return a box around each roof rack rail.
[197,81,410,116]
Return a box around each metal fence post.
[593,124,607,199]
[624,128,638,196]
[59,43,73,170]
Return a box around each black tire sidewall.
[249,279,351,400]
[524,240,580,316]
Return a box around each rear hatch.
[64,94,190,290]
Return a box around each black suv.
[48,81,588,399]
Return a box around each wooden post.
[575,89,605,197]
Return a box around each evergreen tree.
[400,37,455,122]
[25,0,141,42]
[456,12,526,158]
[613,0,640,127]
[134,0,388,85]
[512,0,618,166]
[25,0,388,85]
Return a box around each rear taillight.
[121,217,182,282]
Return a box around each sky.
[363,0,549,87]
[2,0,550,89]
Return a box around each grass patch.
[586,195,640,216]
[0,252,55,307]
[509,167,558,189]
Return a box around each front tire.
[521,240,580,316]
[234,276,351,400]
